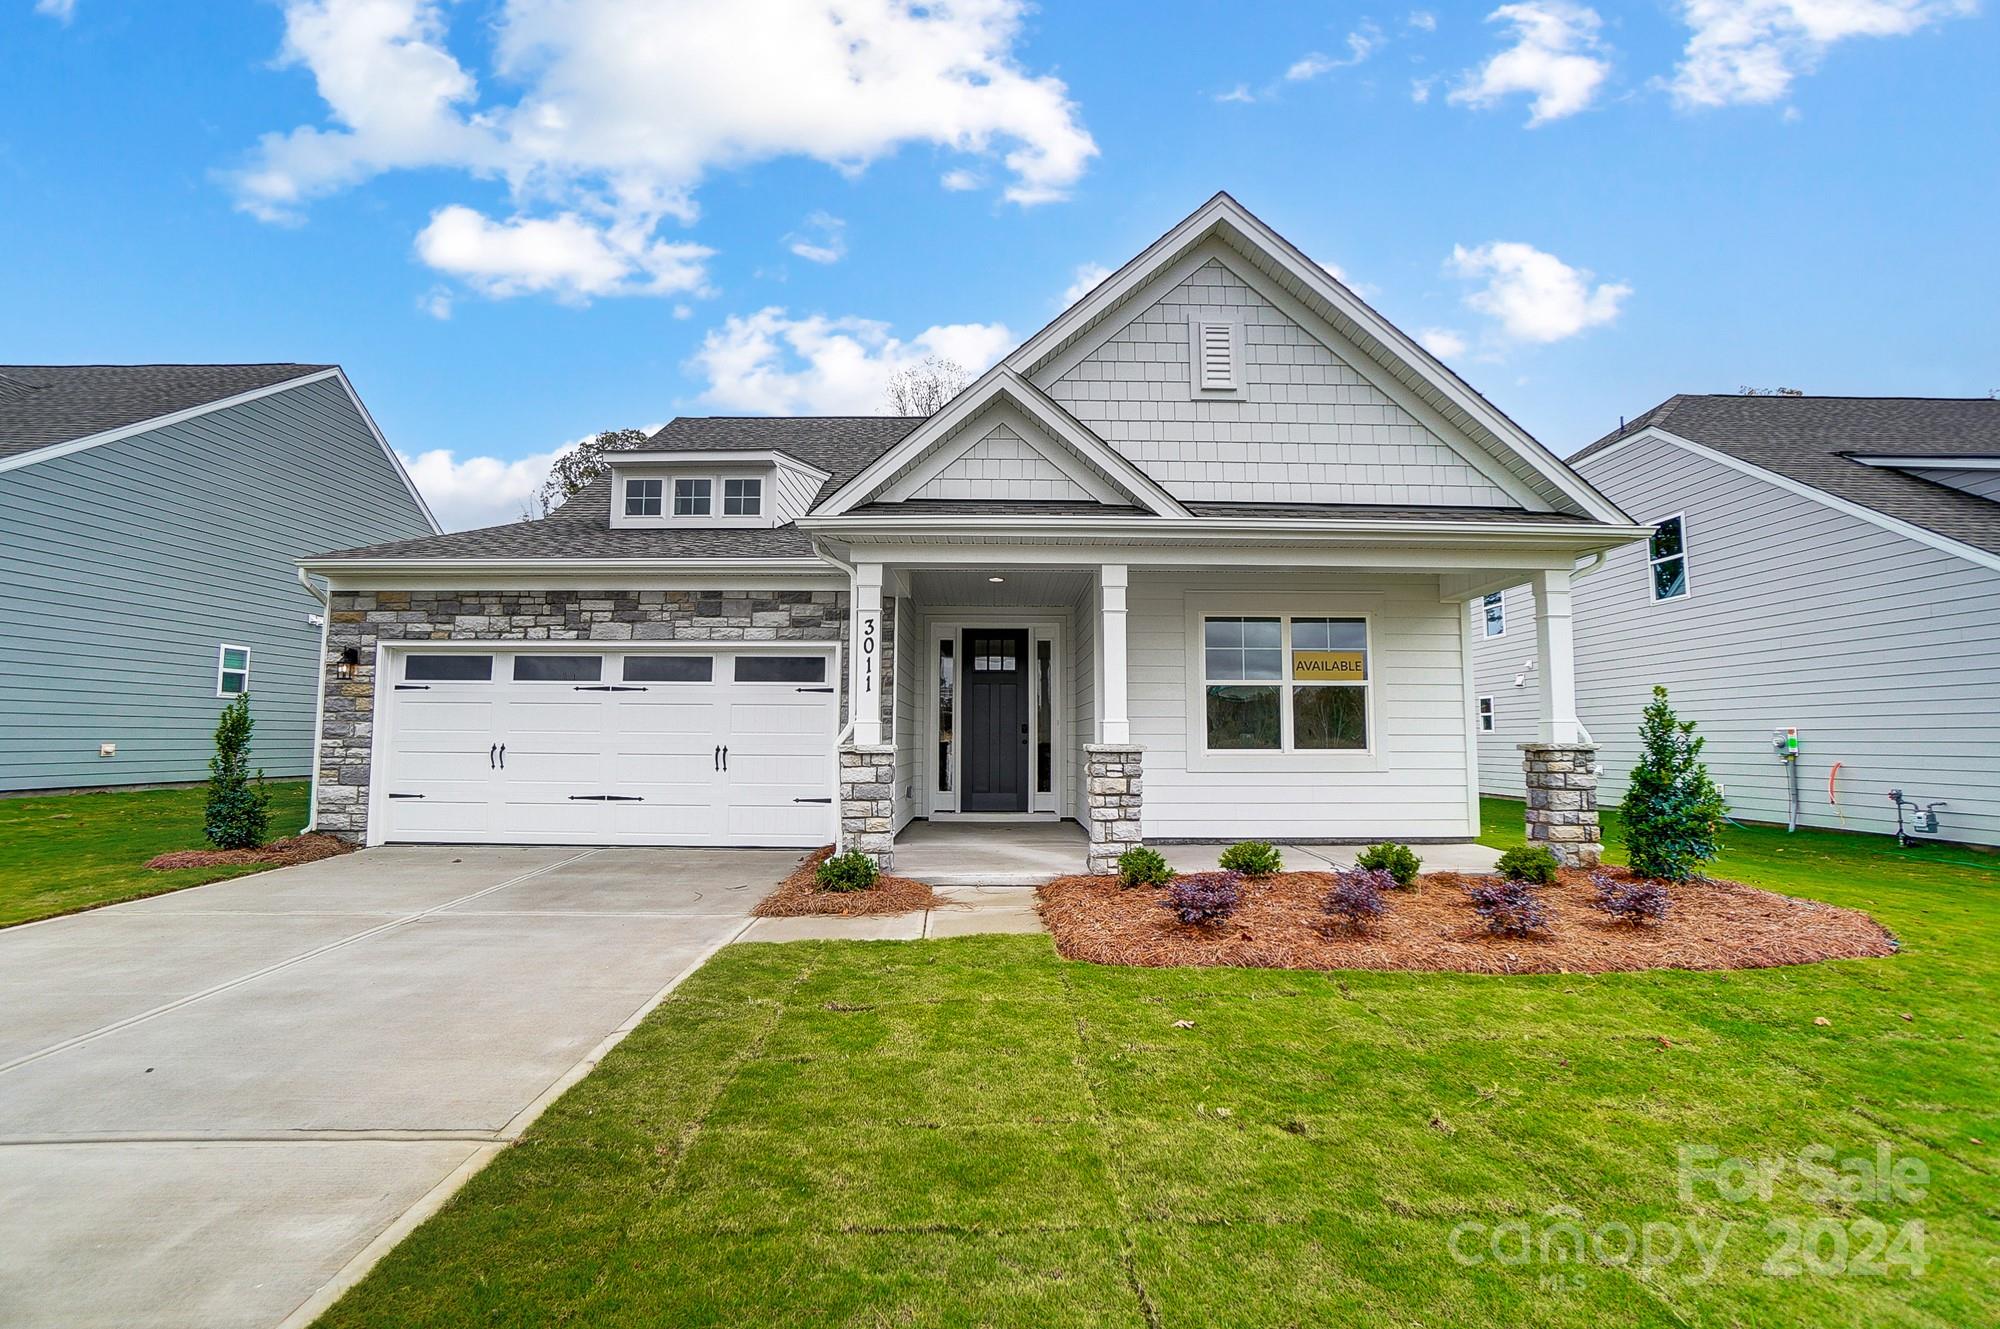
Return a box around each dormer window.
[674,478,712,516]
[623,478,663,517]
[723,477,762,516]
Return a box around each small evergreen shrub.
[1356,842,1422,887]
[1493,845,1561,886]
[1218,841,1283,876]
[204,694,270,851]
[1466,878,1551,937]
[1590,872,1670,925]
[1321,867,1392,931]
[1165,871,1243,925]
[1620,685,1728,883]
[1116,846,1174,888]
[814,850,880,892]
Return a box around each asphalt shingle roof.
[0,363,334,461]
[1575,395,2000,558]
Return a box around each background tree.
[204,694,270,850]
[526,428,649,518]
[885,356,969,416]
[1619,685,1728,881]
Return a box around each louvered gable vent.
[1188,319,1240,395]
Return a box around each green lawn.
[320,801,1999,1328]
[0,781,312,928]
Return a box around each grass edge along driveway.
[0,781,312,928]
[315,804,1997,1328]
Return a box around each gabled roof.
[0,363,333,462]
[1577,395,2000,559]
[615,416,922,506]
[1000,192,1631,527]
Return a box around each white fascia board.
[1002,192,1631,528]
[1585,427,2000,576]
[815,369,1188,517]
[798,512,1652,550]
[1848,453,2000,470]
[0,367,345,477]
[299,555,835,578]
[611,450,832,483]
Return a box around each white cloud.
[1286,23,1385,80]
[34,0,77,21]
[940,168,982,190]
[1411,75,1440,102]
[689,308,1014,415]
[233,1,1096,301]
[786,211,848,264]
[1408,9,1439,31]
[1450,2,1612,125]
[414,205,713,302]
[1214,83,1257,103]
[417,286,453,319]
[1062,261,1112,306]
[1668,0,1975,107]
[1448,240,1631,343]
[399,442,572,530]
[1419,327,1470,357]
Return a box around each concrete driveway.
[0,844,791,1329]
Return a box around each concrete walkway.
[0,845,789,1329]
[737,885,1045,941]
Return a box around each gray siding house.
[1474,395,2000,847]
[0,365,438,792]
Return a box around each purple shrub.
[1165,871,1243,926]
[1466,878,1551,937]
[1321,867,1393,931]
[1590,872,1670,924]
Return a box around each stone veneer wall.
[1519,742,1603,867]
[1084,743,1145,874]
[316,587,846,842]
[838,743,897,868]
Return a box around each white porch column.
[850,561,884,745]
[1532,567,1579,745]
[1098,563,1130,744]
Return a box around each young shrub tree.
[1620,685,1728,882]
[204,694,270,850]
[1356,842,1422,887]
[1164,871,1243,925]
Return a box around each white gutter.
[296,555,837,577]
[797,514,1655,546]
[297,568,331,834]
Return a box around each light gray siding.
[911,422,1091,502]
[1043,258,1519,507]
[0,376,434,791]
[1473,432,2000,846]
[1900,466,2000,503]
[893,593,918,832]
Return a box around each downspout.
[1570,553,1605,752]
[297,568,330,834]
[810,535,861,745]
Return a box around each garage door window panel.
[734,656,827,684]
[405,654,495,682]
[623,655,714,683]
[513,655,603,683]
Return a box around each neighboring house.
[1474,395,2000,848]
[299,194,1649,870]
[0,364,438,792]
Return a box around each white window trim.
[1648,511,1692,603]
[673,477,712,517]
[610,465,778,529]
[1477,695,1495,733]
[623,477,664,517]
[921,612,1067,819]
[1481,591,1505,638]
[1184,601,1379,768]
[722,476,764,517]
[1185,317,1246,400]
[216,643,251,697]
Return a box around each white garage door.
[377,647,838,846]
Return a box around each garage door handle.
[489,744,497,769]
[794,797,832,804]
[568,794,644,802]
[394,684,430,691]
[720,745,728,772]
[388,793,424,800]
[575,685,648,691]
[795,686,835,693]
[713,745,721,772]
[498,744,506,769]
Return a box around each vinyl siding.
[0,377,434,791]
[1473,432,2000,846]
[893,594,917,832]
[1129,570,1477,840]
[1900,467,2000,503]
[774,463,821,521]
[911,423,1091,502]
[1043,258,1518,508]
[1071,581,1097,824]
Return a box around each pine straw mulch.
[752,846,941,917]
[1039,865,1898,975]
[144,834,353,872]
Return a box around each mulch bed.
[753,846,940,917]
[144,834,353,872]
[1039,865,1898,975]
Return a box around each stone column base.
[839,743,897,869]
[1084,743,1144,875]
[1519,742,1602,867]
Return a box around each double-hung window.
[723,477,762,516]
[624,478,663,517]
[1202,615,1368,752]
[216,645,250,697]
[674,478,712,516]
[1481,591,1505,637]
[1649,515,1689,601]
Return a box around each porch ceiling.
[905,567,1095,607]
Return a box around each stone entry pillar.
[1519,742,1602,867]
[839,743,896,869]
[1084,743,1144,875]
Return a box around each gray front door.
[960,629,1030,812]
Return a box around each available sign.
[1292,651,1366,681]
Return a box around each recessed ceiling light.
[987,575,1005,583]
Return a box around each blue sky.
[4,1,1994,529]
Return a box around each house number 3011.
[860,616,877,693]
